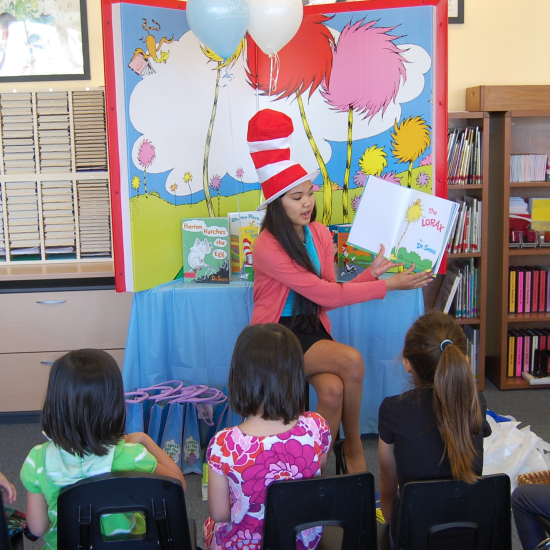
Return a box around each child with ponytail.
[377,311,492,545]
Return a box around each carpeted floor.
[1,378,548,549]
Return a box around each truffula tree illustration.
[390,116,431,188]
[210,175,222,216]
[321,20,406,223]
[170,183,178,205]
[184,172,193,205]
[131,175,141,195]
[137,139,156,198]
[201,40,245,217]
[393,198,424,261]
[245,16,335,224]
[358,145,387,177]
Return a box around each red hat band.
[247,109,318,210]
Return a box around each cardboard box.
[466,86,550,112]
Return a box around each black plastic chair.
[534,516,550,549]
[57,471,198,550]
[0,492,23,550]
[261,472,377,550]
[393,474,512,550]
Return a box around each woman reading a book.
[247,109,433,474]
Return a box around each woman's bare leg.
[304,340,366,473]
[307,372,343,448]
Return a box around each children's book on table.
[348,176,459,275]
[182,218,230,283]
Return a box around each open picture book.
[348,176,459,274]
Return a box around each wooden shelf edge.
[451,317,481,325]
[449,111,488,119]
[500,377,550,390]
[508,181,550,188]
[508,247,550,256]
[448,184,484,190]
[508,312,550,322]
[0,261,114,281]
[448,252,482,259]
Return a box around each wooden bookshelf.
[484,99,550,389]
[424,111,489,390]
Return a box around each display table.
[123,279,424,434]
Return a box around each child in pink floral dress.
[204,323,331,550]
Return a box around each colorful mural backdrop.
[103,0,446,292]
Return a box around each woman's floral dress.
[204,411,331,550]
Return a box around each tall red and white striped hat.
[247,109,319,210]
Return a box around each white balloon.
[247,0,303,57]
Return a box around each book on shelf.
[508,266,550,314]
[463,324,479,380]
[507,327,550,379]
[182,218,230,284]
[529,198,550,222]
[434,266,461,314]
[452,259,477,318]
[522,372,550,386]
[447,126,482,185]
[510,154,548,182]
[447,197,482,254]
[348,176,459,275]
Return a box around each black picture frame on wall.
[448,0,464,24]
[0,0,90,82]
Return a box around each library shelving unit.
[447,112,489,390]
[425,112,489,390]
[0,88,134,413]
[473,87,550,389]
[0,89,112,264]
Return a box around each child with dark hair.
[20,349,185,549]
[378,311,492,546]
[204,323,331,550]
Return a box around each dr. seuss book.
[182,218,230,283]
[238,226,259,281]
[336,225,373,282]
[348,176,459,275]
[228,211,265,274]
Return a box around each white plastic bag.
[483,415,550,490]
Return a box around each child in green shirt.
[20,349,186,550]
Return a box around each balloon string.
[220,65,234,87]
[269,54,280,95]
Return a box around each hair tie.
[440,339,453,351]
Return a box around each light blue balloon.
[187,0,249,60]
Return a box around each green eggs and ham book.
[182,218,230,283]
[348,176,459,275]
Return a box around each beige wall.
[1,0,548,109]
[448,0,550,111]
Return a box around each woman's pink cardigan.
[251,222,387,335]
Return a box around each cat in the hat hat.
[248,108,433,474]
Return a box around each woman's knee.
[339,347,365,381]
[315,376,344,411]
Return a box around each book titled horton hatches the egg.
[182,218,230,283]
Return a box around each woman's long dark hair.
[262,196,320,331]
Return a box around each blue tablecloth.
[123,280,424,434]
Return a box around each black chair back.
[394,474,511,550]
[57,471,194,549]
[0,491,12,550]
[261,472,377,550]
